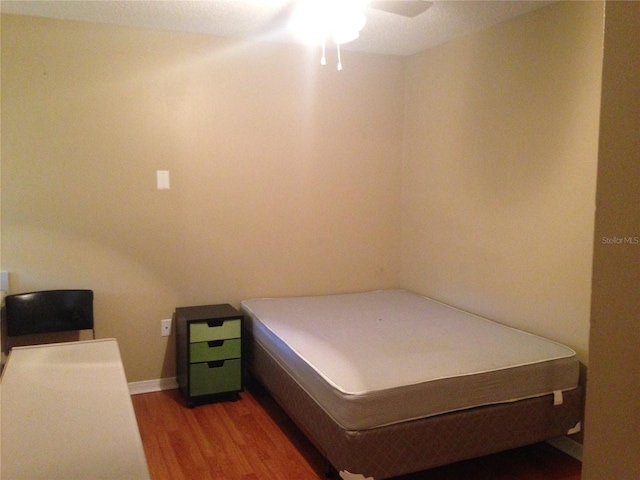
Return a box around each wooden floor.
[132,383,582,480]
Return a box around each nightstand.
[175,304,243,407]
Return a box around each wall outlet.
[161,318,172,337]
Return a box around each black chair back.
[5,289,94,337]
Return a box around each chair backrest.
[5,290,94,337]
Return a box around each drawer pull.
[207,319,225,328]
[207,340,224,348]
[207,360,225,368]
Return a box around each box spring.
[245,338,583,479]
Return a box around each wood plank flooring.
[132,383,582,480]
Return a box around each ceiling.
[1,0,554,56]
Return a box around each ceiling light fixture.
[289,0,366,71]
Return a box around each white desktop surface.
[0,339,150,479]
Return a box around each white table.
[1,339,151,479]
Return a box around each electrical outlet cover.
[161,318,172,336]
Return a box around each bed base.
[245,339,583,480]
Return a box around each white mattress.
[241,290,579,430]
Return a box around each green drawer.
[190,338,241,363]
[189,359,241,396]
[189,318,241,343]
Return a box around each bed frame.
[244,336,583,480]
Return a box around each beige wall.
[583,1,640,478]
[4,3,639,475]
[1,3,605,384]
[0,15,404,381]
[401,1,604,362]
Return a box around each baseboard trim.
[128,377,178,395]
[547,436,583,462]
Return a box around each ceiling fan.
[285,0,432,69]
[368,0,433,18]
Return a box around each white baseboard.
[546,436,583,461]
[128,377,177,395]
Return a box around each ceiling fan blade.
[369,0,432,18]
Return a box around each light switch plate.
[0,271,9,293]
[156,170,170,190]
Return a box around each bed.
[240,290,583,480]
